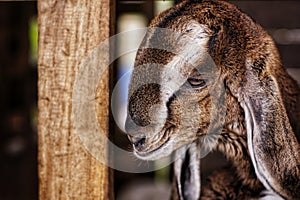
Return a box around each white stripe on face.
[160,22,211,104]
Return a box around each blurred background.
[0,1,299,199]
[0,1,37,200]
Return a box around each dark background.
[0,1,299,199]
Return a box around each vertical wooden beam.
[38,0,113,199]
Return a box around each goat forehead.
[130,22,212,99]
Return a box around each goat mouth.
[134,126,174,158]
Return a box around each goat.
[125,0,300,199]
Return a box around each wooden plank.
[38,0,113,199]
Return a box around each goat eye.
[187,78,206,88]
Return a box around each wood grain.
[38,0,113,199]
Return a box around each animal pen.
[0,0,299,199]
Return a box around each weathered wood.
[38,0,113,199]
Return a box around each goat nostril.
[134,137,146,149]
[127,135,146,149]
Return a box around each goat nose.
[128,135,146,149]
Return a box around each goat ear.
[239,64,300,199]
[172,142,201,200]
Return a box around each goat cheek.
[197,98,212,135]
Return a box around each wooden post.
[38,0,114,199]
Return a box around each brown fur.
[126,0,300,199]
